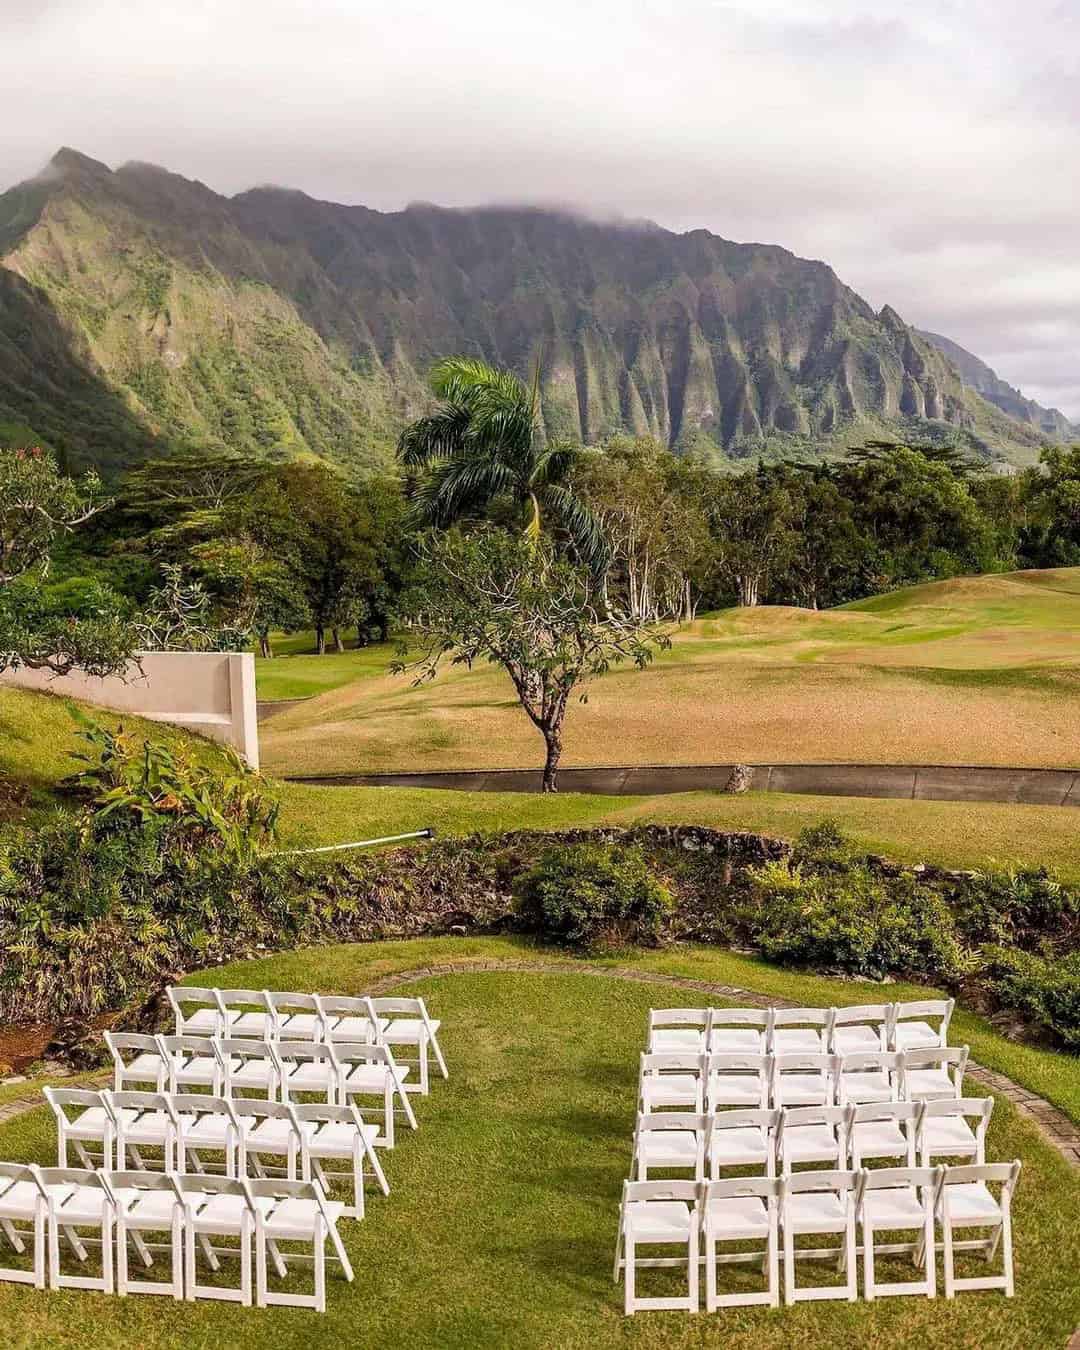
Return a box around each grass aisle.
[0,949,1076,1347]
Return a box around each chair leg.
[783,1226,796,1305]
[767,1221,779,1308]
[863,1222,875,1301]
[624,1237,635,1315]
[315,1218,327,1314]
[383,1085,395,1149]
[34,1205,46,1290]
[102,1213,114,1294]
[0,1218,25,1255]
[255,1222,267,1308]
[845,1221,857,1301]
[704,1225,716,1313]
[430,1032,449,1080]
[1002,1212,1015,1297]
[942,1218,955,1299]
[117,1217,129,1296]
[240,1214,252,1307]
[418,1034,430,1095]
[688,1224,699,1312]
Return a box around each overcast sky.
[2,0,1077,417]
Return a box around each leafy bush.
[65,710,279,860]
[747,857,968,982]
[946,867,1079,952]
[513,843,673,950]
[981,946,1080,1049]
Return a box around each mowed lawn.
[0,941,1076,1349]
[259,568,1080,777]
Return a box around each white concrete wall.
[0,651,260,769]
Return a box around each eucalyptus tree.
[398,357,608,573]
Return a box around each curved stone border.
[287,762,1080,808]
[0,959,1076,1173]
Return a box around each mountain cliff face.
[917,329,1077,444]
[0,149,1054,475]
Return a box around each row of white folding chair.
[614,1160,1020,1314]
[45,1088,389,1220]
[167,988,448,1094]
[105,1033,418,1146]
[632,1099,994,1180]
[0,1163,351,1311]
[639,1047,970,1112]
[648,1000,954,1057]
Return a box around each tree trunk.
[738,575,760,607]
[332,627,344,653]
[259,633,273,659]
[315,624,326,655]
[541,725,562,793]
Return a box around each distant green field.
[257,632,394,701]
[260,568,1080,777]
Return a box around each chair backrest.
[704,1176,782,1203]
[104,1169,185,1206]
[939,1160,1021,1208]
[43,1086,108,1122]
[921,1096,993,1126]
[779,1104,852,1129]
[838,1051,903,1074]
[317,994,383,1042]
[649,1008,709,1029]
[771,1007,832,1032]
[832,1003,892,1028]
[34,1166,111,1200]
[709,1008,770,1030]
[166,986,224,1033]
[216,989,270,1030]
[622,1179,701,1205]
[634,1111,710,1135]
[104,1089,182,1130]
[782,1168,861,1196]
[157,1033,217,1057]
[288,1100,363,1128]
[860,1165,941,1191]
[171,1173,255,1207]
[264,990,324,1028]
[105,1032,165,1079]
[0,1160,38,1187]
[903,1045,969,1082]
[168,1092,245,1129]
[850,1101,923,1125]
[893,998,954,1040]
[772,1052,838,1076]
[705,1052,770,1074]
[223,1095,295,1124]
[333,1041,397,1070]
[640,1051,705,1076]
[213,1037,282,1094]
[241,1175,338,1227]
[710,1107,780,1132]
[369,996,430,1016]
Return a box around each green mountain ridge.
[0,148,1062,475]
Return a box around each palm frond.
[542,483,611,575]
[410,455,518,528]
[531,436,583,487]
[397,403,472,466]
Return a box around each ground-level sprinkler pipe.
[276,828,436,857]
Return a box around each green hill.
[0,148,1057,474]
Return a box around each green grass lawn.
[255,633,395,702]
[0,939,1076,1348]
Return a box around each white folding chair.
[892,999,954,1052]
[708,1009,769,1054]
[903,1046,969,1101]
[264,991,325,1042]
[105,1090,184,1173]
[709,1107,779,1178]
[171,1094,247,1177]
[849,1102,921,1169]
[336,1042,417,1148]
[45,1087,116,1170]
[368,997,448,1094]
[104,1032,168,1092]
[771,1053,838,1108]
[780,1169,862,1305]
[613,1180,700,1314]
[167,986,224,1038]
[0,1162,47,1288]
[213,1037,282,1101]
[920,1097,993,1167]
[770,1007,831,1054]
[276,1039,339,1103]
[234,1099,302,1182]
[291,1101,389,1220]
[776,1105,853,1172]
[859,1165,941,1300]
[702,1176,781,1310]
[836,1051,903,1105]
[36,1166,116,1294]
[647,1008,710,1054]
[172,1173,255,1305]
[107,1169,184,1300]
[937,1161,1020,1299]
[216,988,276,1038]
[317,994,387,1045]
[639,1052,705,1113]
[157,1034,222,1094]
[705,1053,769,1111]
[631,1112,708,1181]
[248,1177,354,1313]
[830,1003,892,1055]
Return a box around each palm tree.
[397,357,609,573]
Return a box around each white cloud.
[0,0,1076,417]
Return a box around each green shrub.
[981,946,1080,1049]
[947,867,1079,952]
[512,843,673,951]
[746,858,968,982]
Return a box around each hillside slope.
[260,569,1080,776]
[0,148,1053,473]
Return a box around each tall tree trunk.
[739,575,760,607]
[259,632,273,659]
[315,624,326,655]
[541,723,562,793]
[332,627,344,653]
[356,624,366,648]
